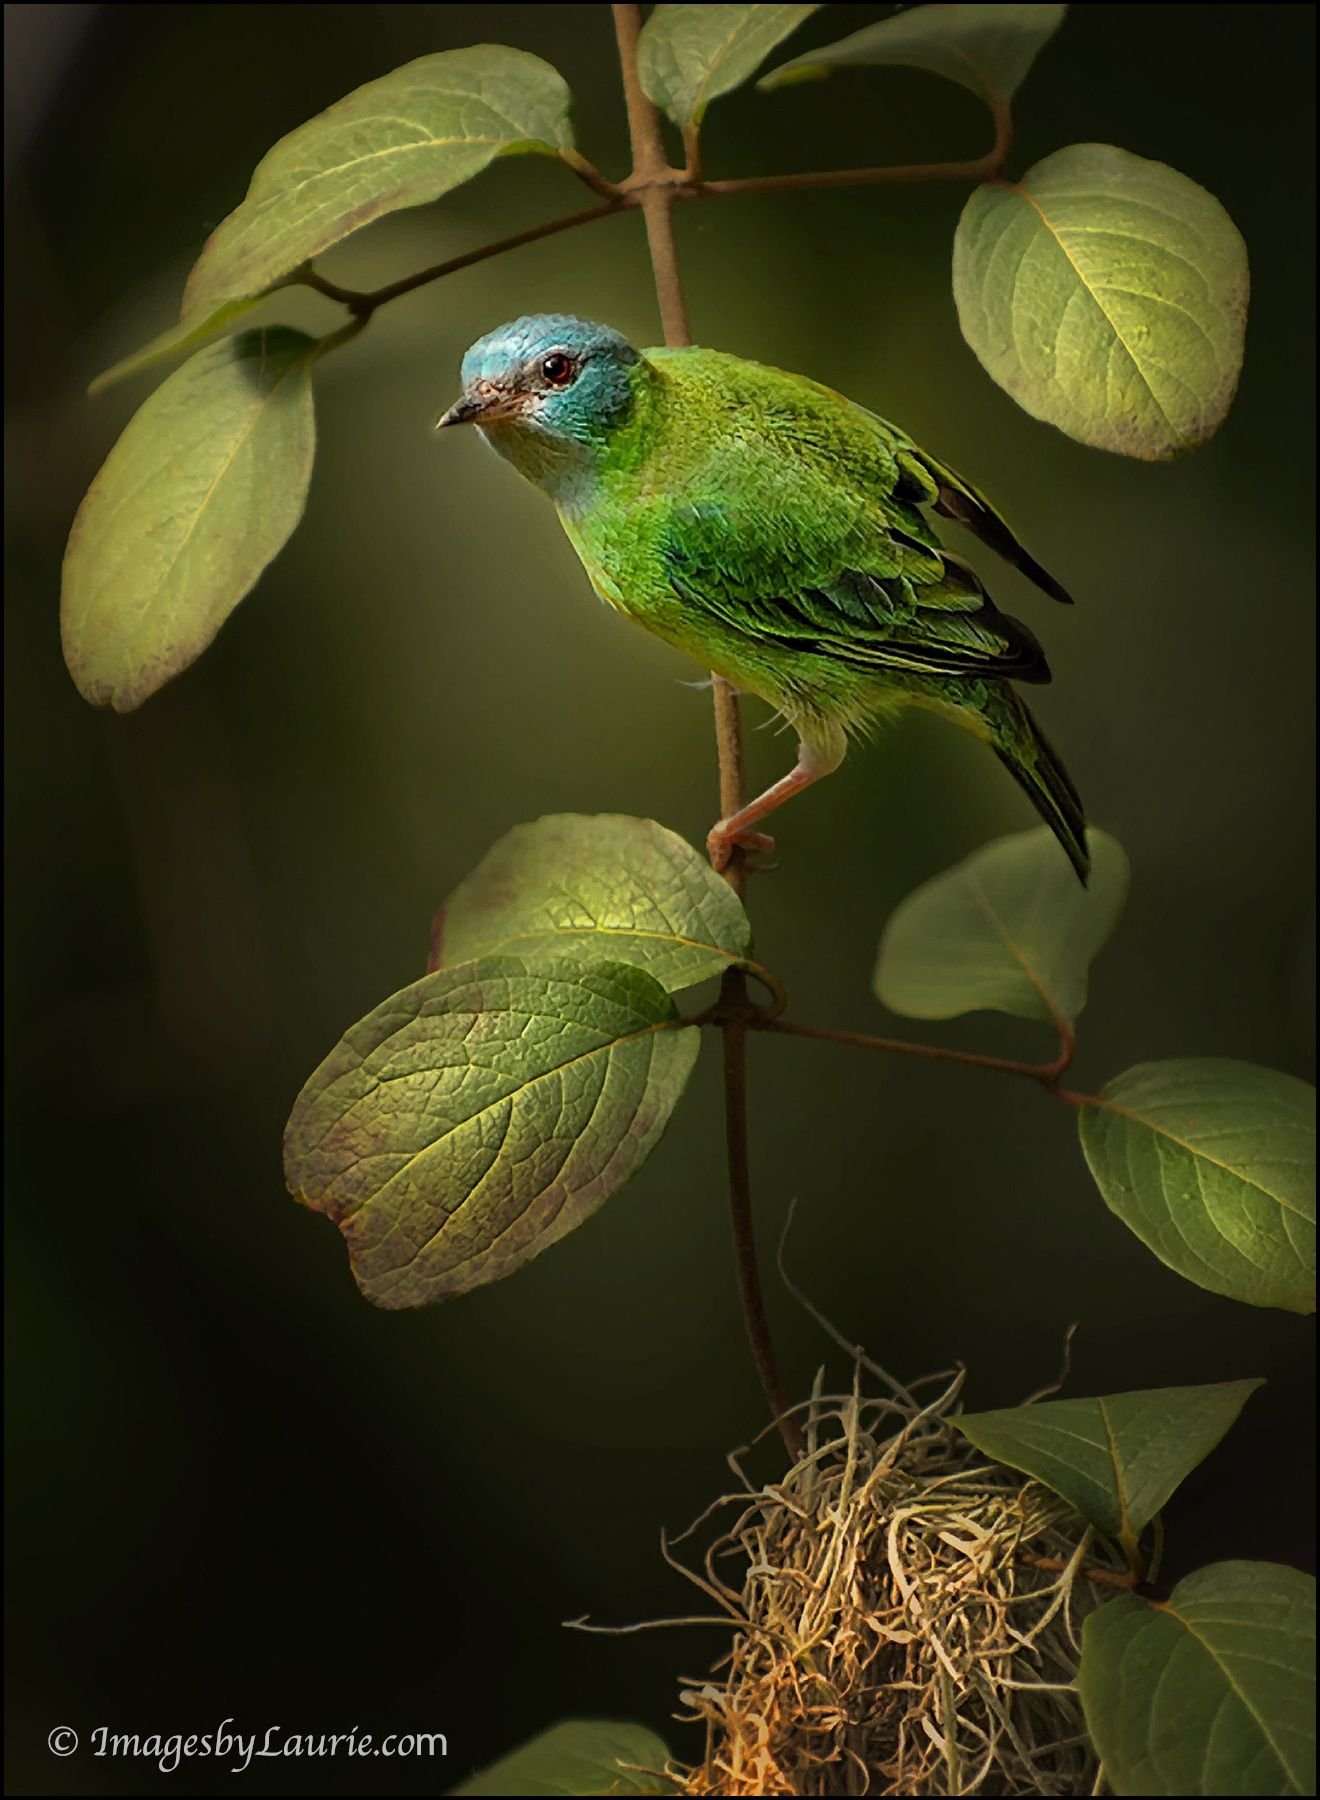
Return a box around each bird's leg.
[707,725,846,872]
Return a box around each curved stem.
[721,1014,798,1451]
[697,101,1012,199]
[558,147,625,200]
[611,0,801,1464]
[294,199,627,320]
[754,1014,1078,1090]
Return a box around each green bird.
[438,315,1088,882]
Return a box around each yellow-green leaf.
[953,143,1249,459]
[639,4,819,126]
[184,47,575,316]
[875,826,1129,1027]
[1080,1060,1316,1314]
[62,328,317,711]
[761,3,1066,109]
[285,956,700,1309]
[1080,1562,1316,1796]
[435,814,752,994]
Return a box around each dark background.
[5,4,1315,1793]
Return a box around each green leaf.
[1080,1060,1316,1314]
[62,328,317,712]
[434,814,752,995]
[451,1720,675,1797]
[761,2,1065,108]
[284,956,700,1308]
[639,3,820,126]
[1079,1562,1316,1796]
[874,825,1128,1027]
[184,47,575,316]
[88,297,269,396]
[953,143,1249,460]
[955,1382,1261,1558]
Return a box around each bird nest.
[665,1359,1121,1797]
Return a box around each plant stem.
[610,1,690,344]
[296,200,625,317]
[611,0,801,1463]
[699,101,1012,198]
[1023,1554,1136,1592]
[721,1011,800,1456]
[295,106,1011,335]
[754,1015,1077,1089]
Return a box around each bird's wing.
[875,421,1074,606]
[659,480,1051,687]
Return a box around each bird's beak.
[435,384,522,430]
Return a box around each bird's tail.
[983,688,1090,885]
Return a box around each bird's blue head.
[437,315,642,497]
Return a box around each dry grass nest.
[659,1354,1126,1797]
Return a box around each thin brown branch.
[697,100,1013,199]
[753,1015,1079,1091]
[293,199,627,319]
[612,0,800,1465]
[610,3,690,344]
[1023,1555,1136,1592]
[722,1012,802,1459]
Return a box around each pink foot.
[707,823,777,873]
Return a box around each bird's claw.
[707,824,777,874]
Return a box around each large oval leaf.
[284,956,700,1308]
[62,327,317,712]
[953,143,1249,460]
[185,47,575,316]
[451,1720,674,1797]
[761,2,1066,108]
[955,1381,1260,1560]
[1080,1060,1316,1314]
[875,825,1128,1026]
[639,4,819,127]
[433,814,752,994]
[1079,1562,1316,1796]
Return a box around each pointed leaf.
[955,1382,1261,1555]
[285,956,700,1308]
[451,1720,675,1796]
[953,143,1249,460]
[434,814,752,994]
[639,4,820,126]
[875,825,1128,1026]
[1080,1060,1316,1314]
[88,297,272,396]
[185,47,576,316]
[1079,1562,1316,1796]
[62,328,317,712]
[761,3,1065,108]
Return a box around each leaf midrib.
[1154,1601,1303,1791]
[1091,1095,1312,1218]
[1012,179,1185,444]
[87,335,312,695]
[306,1011,688,1221]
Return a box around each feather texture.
[442,319,1089,879]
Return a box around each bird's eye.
[540,352,575,387]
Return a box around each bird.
[437,314,1089,883]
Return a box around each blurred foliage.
[4,4,1314,1795]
